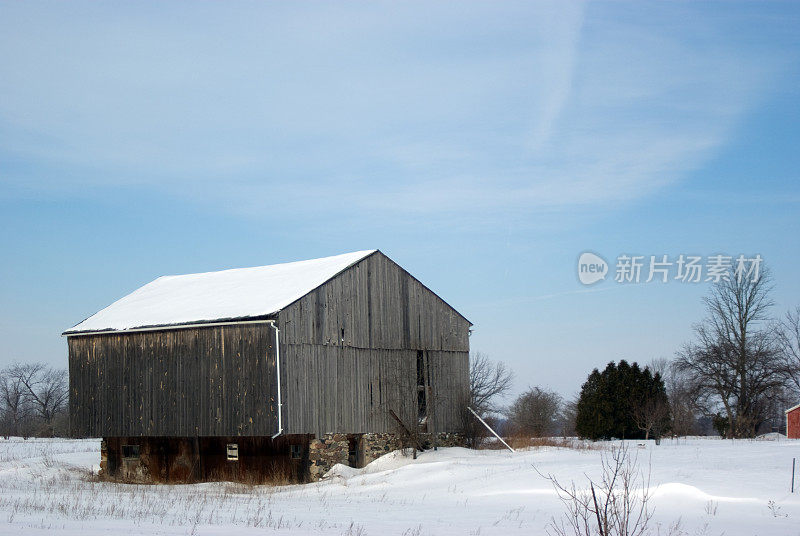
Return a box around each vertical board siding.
[279,252,470,437]
[68,323,277,438]
[280,252,470,352]
[279,346,469,436]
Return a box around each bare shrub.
[507,386,563,438]
[540,444,653,536]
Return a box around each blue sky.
[1,1,799,400]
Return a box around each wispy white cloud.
[0,1,790,226]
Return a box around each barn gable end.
[278,251,470,437]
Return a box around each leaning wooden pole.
[467,406,514,452]
[389,409,423,458]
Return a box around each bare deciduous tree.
[4,363,68,437]
[777,306,800,395]
[507,386,562,438]
[675,270,787,438]
[663,363,698,437]
[469,352,513,414]
[558,396,579,438]
[460,352,513,447]
[631,396,670,440]
[647,357,669,378]
[0,369,29,438]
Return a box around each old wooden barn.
[64,250,471,482]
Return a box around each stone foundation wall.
[426,432,465,448]
[394,432,467,451]
[308,434,349,481]
[361,433,402,465]
[308,432,466,481]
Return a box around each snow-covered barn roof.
[63,250,377,335]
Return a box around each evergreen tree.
[575,360,671,440]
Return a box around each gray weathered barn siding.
[278,252,470,436]
[279,252,469,351]
[69,323,278,437]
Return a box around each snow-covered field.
[0,437,798,535]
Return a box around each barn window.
[122,444,140,459]
[226,443,239,461]
[417,350,428,423]
[290,445,302,459]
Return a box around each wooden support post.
[389,409,423,456]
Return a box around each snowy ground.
[0,437,798,535]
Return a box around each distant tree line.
[467,263,800,442]
[0,363,68,438]
[569,268,799,440]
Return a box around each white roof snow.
[64,250,376,334]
